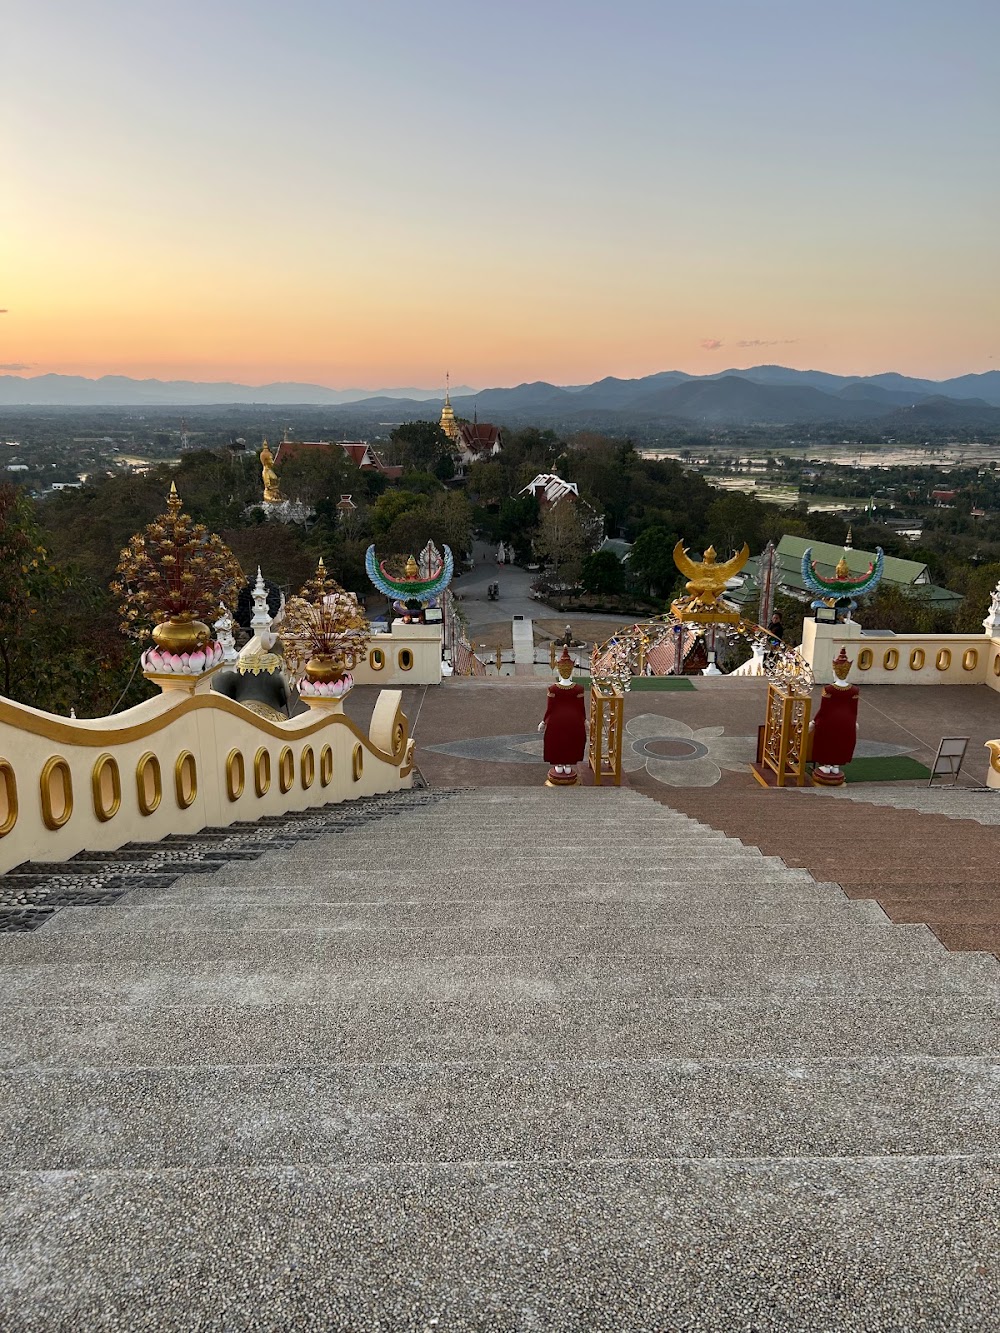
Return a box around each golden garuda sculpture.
[260,440,282,504]
[671,541,750,623]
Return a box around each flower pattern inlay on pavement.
[621,714,755,787]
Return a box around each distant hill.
[0,374,475,407]
[2,365,999,427]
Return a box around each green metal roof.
[776,535,929,585]
[734,545,962,612]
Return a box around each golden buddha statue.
[260,440,282,504]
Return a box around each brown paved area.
[347,680,1000,958]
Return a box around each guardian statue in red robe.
[810,647,860,786]
[538,648,587,786]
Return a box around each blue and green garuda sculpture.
[365,542,454,604]
[801,541,884,616]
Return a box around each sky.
[3,0,998,387]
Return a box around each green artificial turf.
[574,676,697,691]
[842,755,932,783]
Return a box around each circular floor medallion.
[638,737,709,761]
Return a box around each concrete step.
[4,996,997,1070]
[2,1057,996,1170]
[0,947,995,1008]
[112,885,889,925]
[0,920,951,966]
[0,1159,994,1330]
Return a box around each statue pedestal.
[545,766,579,787]
[143,665,222,696]
[300,696,346,715]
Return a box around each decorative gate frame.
[588,611,813,787]
[588,681,624,785]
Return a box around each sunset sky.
[3,0,998,387]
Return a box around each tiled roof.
[458,423,502,451]
[273,439,398,475]
[520,474,579,505]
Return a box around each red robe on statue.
[811,683,860,766]
[542,683,587,764]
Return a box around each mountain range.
[2,366,1000,427]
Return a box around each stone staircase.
[0,787,996,1329]
[663,783,1000,962]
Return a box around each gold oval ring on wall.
[397,649,413,672]
[136,752,162,816]
[301,745,315,789]
[254,747,271,797]
[319,744,333,787]
[40,756,74,830]
[226,749,245,801]
[994,654,1000,678]
[352,743,364,782]
[963,648,979,672]
[936,648,952,672]
[175,751,197,809]
[279,746,294,793]
[883,649,899,671]
[910,648,925,670]
[369,648,385,671]
[0,758,18,838]
[91,753,121,823]
[857,648,873,671]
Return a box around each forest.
[3,419,999,717]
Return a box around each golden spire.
[167,481,182,516]
[439,371,459,441]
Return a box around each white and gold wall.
[801,619,1000,691]
[0,686,413,875]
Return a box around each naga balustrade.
[0,687,414,875]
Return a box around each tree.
[0,483,138,715]
[389,421,453,472]
[276,447,353,508]
[534,502,588,586]
[628,524,680,598]
[582,549,625,598]
[371,489,423,537]
[705,491,766,556]
[498,494,539,545]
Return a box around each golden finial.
[404,554,419,580]
[317,556,326,578]
[167,481,182,516]
[835,554,850,579]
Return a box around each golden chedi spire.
[439,371,459,442]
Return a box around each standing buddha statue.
[538,647,587,787]
[809,647,860,785]
[260,441,282,504]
